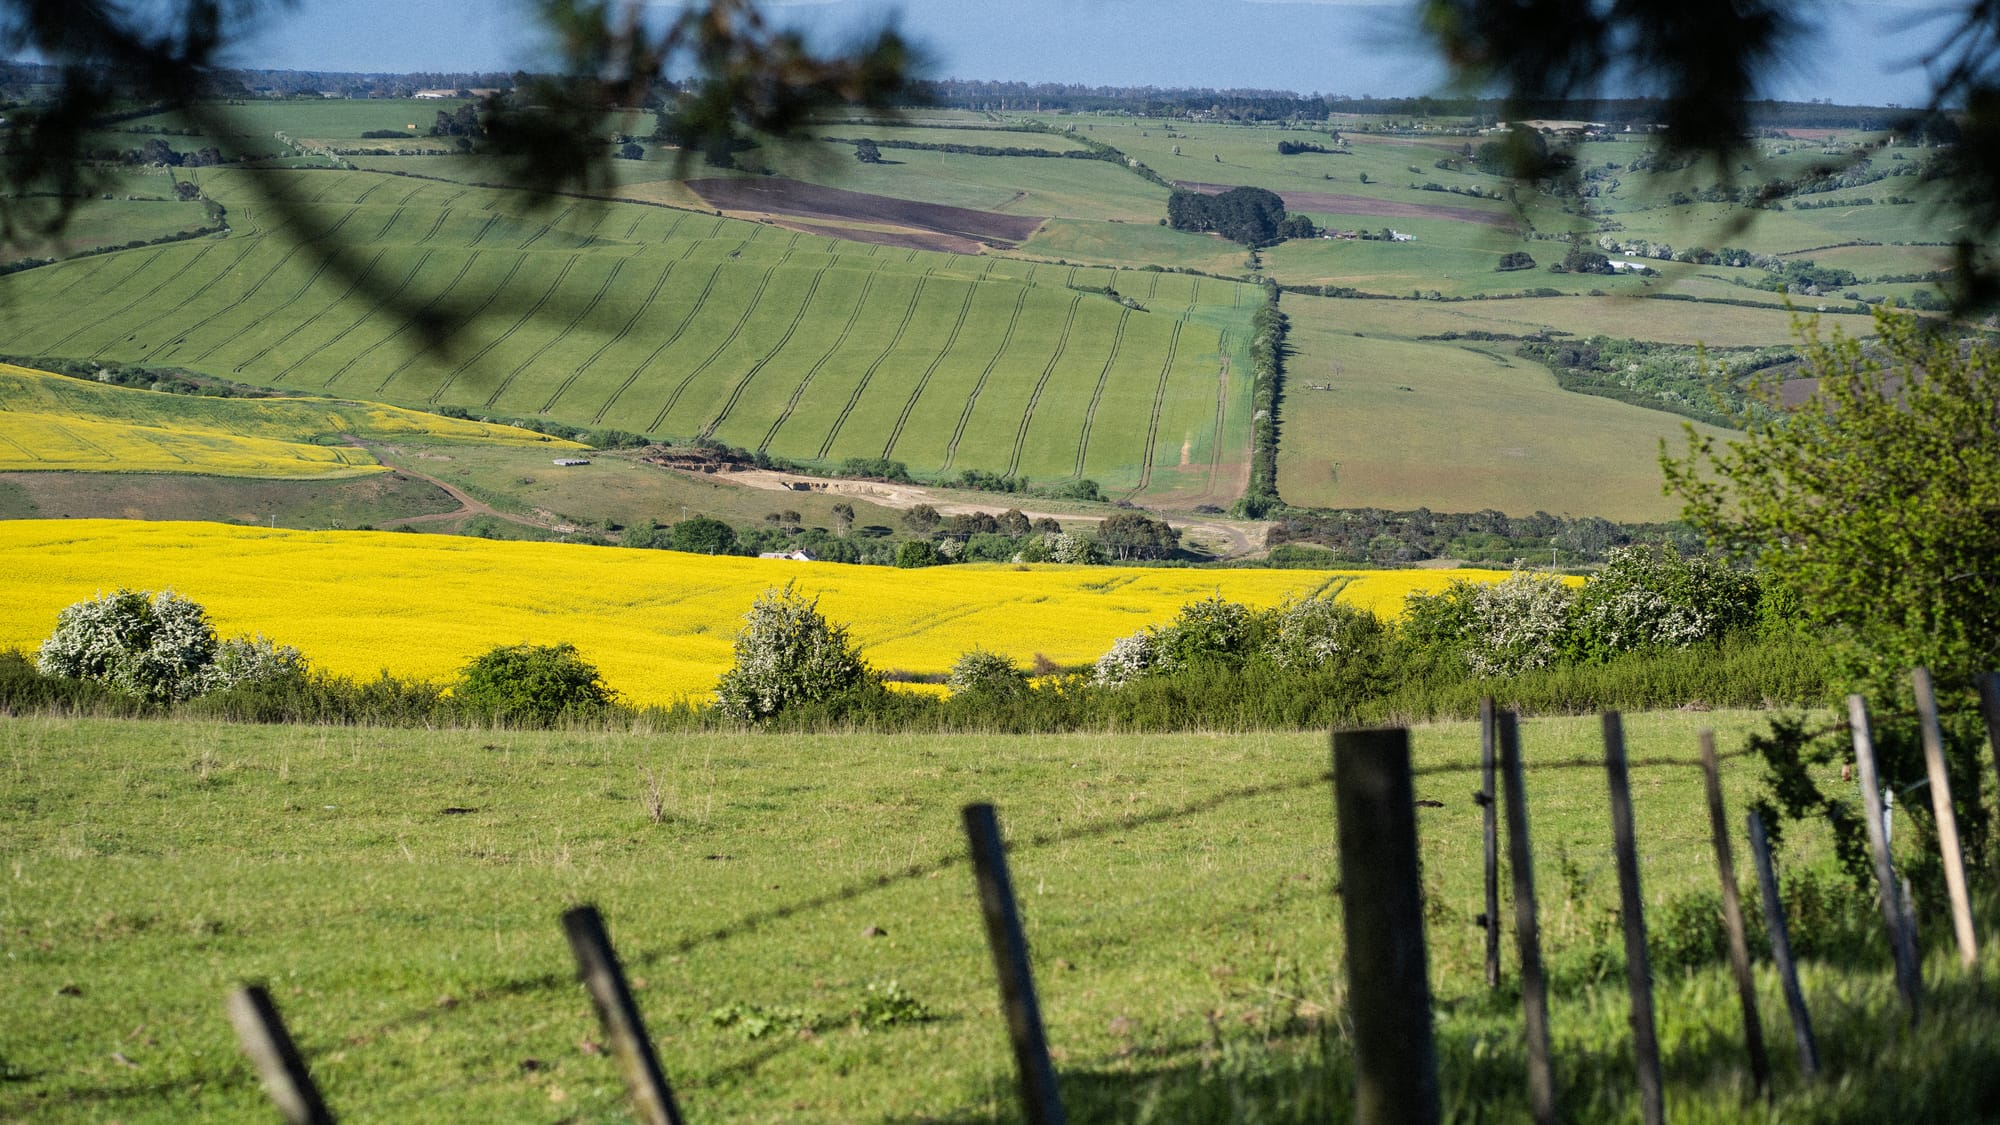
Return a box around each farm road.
[345,438,562,534]
[701,466,1266,558]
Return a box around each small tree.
[895,539,939,568]
[947,649,1029,699]
[715,584,877,721]
[854,138,882,163]
[669,515,738,555]
[36,588,218,702]
[455,642,614,723]
[830,502,855,537]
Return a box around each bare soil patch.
[686,177,1046,246]
[1174,181,1512,228]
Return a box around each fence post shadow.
[963,802,1067,1125]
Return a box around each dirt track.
[703,466,1264,559]
[348,439,559,533]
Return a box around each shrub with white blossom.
[715,584,877,720]
[1092,630,1157,686]
[1264,593,1385,671]
[947,648,1029,698]
[36,588,221,702]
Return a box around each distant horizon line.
[0,58,1921,112]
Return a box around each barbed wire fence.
[204,670,2000,1123]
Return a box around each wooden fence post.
[1498,709,1558,1125]
[1979,672,2000,818]
[1333,728,1441,1125]
[1601,713,1663,1125]
[1699,731,1770,1097]
[1747,811,1820,1079]
[1480,697,1502,992]
[226,984,335,1125]
[1913,668,1979,969]
[962,803,1066,1125]
[562,905,686,1125]
[1849,694,1924,1024]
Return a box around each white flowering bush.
[947,648,1028,698]
[715,584,877,720]
[1463,571,1579,676]
[1264,594,1384,671]
[1047,531,1097,565]
[1092,630,1156,686]
[207,634,309,692]
[1571,545,1760,658]
[36,589,220,702]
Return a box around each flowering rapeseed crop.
[0,521,1517,705]
[0,363,580,478]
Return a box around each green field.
[5,712,1996,1122]
[1274,294,1735,518]
[8,104,1986,524]
[0,168,1258,498]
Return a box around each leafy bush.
[208,634,308,692]
[1020,530,1099,565]
[1093,631,1157,687]
[1569,545,1760,660]
[454,642,614,723]
[947,649,1029,698]
[715,584,878,721]
[35,588,220,702]
[1264,594,1387,671]
[668,516,738,555]
[1403,571,1578,676]
[1151,594,1262,673]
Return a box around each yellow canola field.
[0,362,582,478]
[0,520,1519,706]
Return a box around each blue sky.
[231,0,1963,107]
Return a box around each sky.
[226,0,1967,107]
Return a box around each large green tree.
[1662,311,2000,691]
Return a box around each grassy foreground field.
[0,520,1510,703]
[4,713,1995,1122]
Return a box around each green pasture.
[0,470,457,528]
[810,124,1094,153]
[1315,292,1871,348]
[1017,219,1253,275]
[5,712,1996,1122]
[0,167,1257,499]
[0,190,214,264]
[751,140,1168,222]
[1274,296,1733,519]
